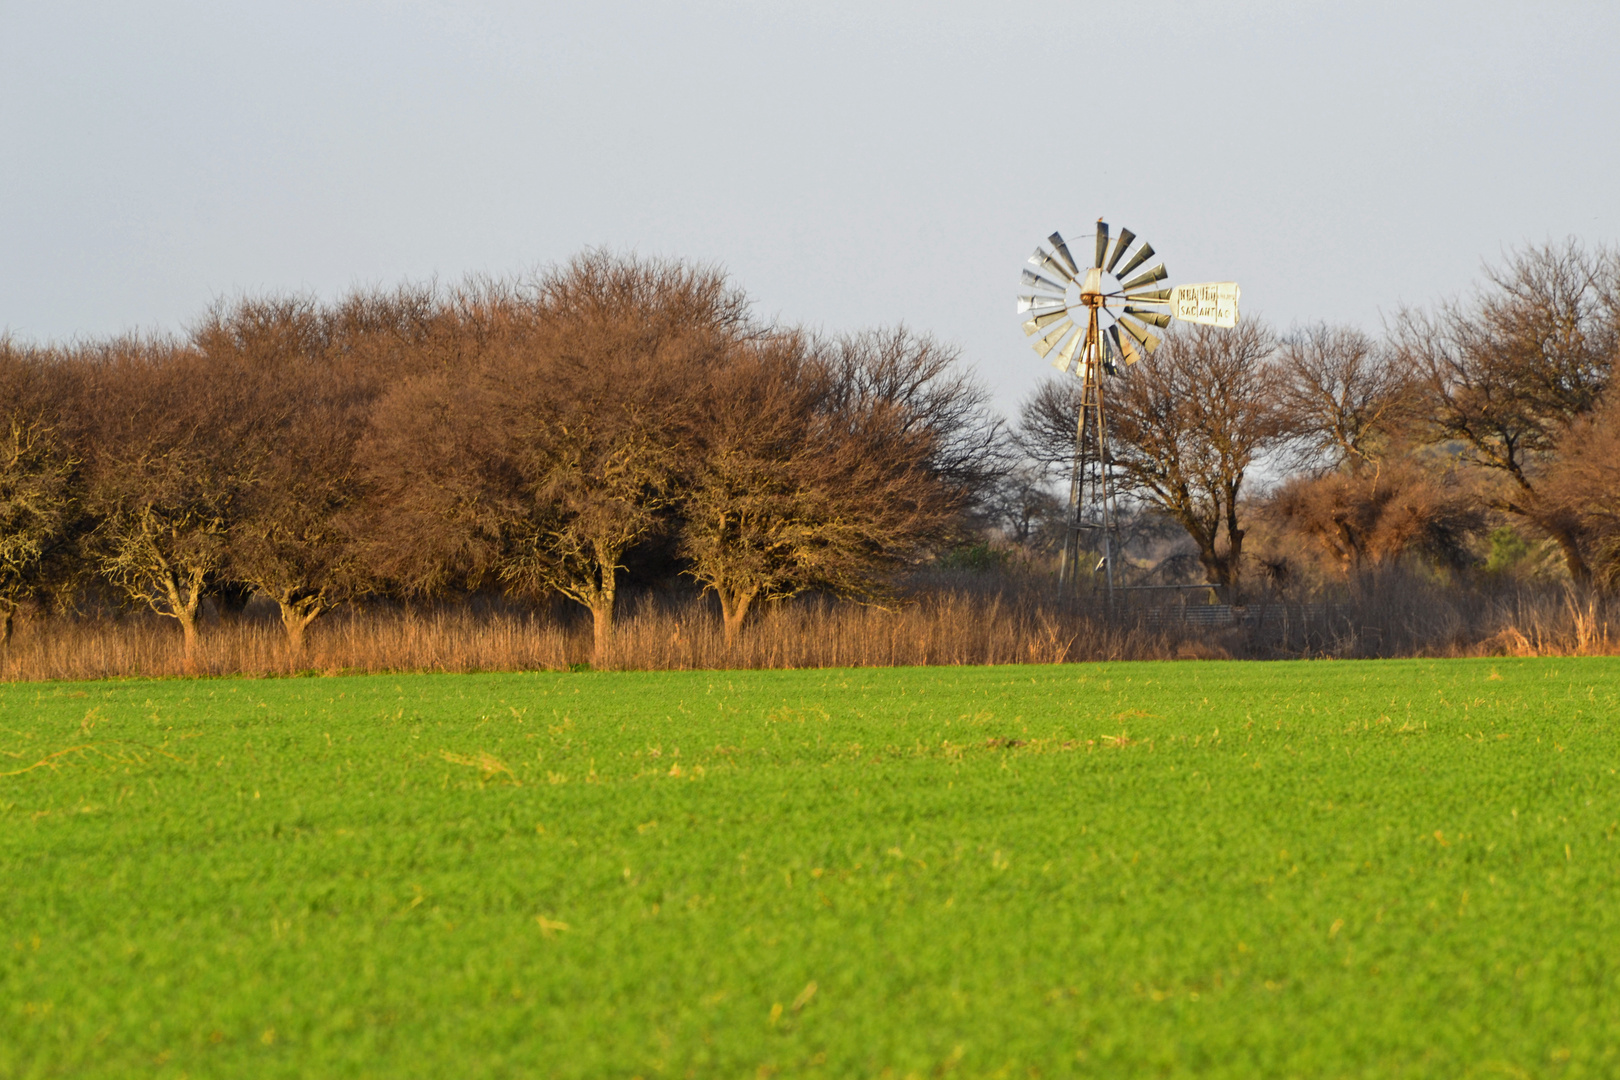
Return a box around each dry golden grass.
[0,581,1612,683]
[0,592,1177,682]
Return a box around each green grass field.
[3,658,1618,1079]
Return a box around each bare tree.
[1023,321,1284,595]
[80,338,255,662]
[1264,323,1486,574]
[495,254,748,657]
[1394,240,1620,584]
[821,328,1007,496]
[679,333,963,643]
[978,462,1065,554]
[195,295,391,656]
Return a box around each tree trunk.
[590,581,616,663]
[1223,484,1246,601]
[176,607,200,670]
[1186,518,1232,597]
[278,597,323,660]
[0,604,13,649]
[161,568,206,672]
[719,584,758,647]
[1549,527,1592,589]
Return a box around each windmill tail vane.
[1015,219,1241,599]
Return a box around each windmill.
[1018,220,1241,597]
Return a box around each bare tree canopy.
[820,328,1007,497]
[1542,392,1620,590]
[1276,323,1412,471]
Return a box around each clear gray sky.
[4,2,1616,415]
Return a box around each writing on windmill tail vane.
[1170,282,1241,327]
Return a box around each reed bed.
[0,577,1614,683]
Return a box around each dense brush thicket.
[2,241,1619,673]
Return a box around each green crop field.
[3,658,1618,1079]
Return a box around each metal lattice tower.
[1059,302,1120,600]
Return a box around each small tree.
[1268,456,1484,576]
[1264,323,1485,575]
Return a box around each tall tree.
[679,333,964,644]
[494,254,747,657]
[1020,320,1284,595]
[81,338,255,662]
[1395,240,1620,585]
[198,295,390,656]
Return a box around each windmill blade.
[1020,268,1067,294]
[1030,320,1074,358]
[1108,323,1141,366]
[1119,315,1162,354]
[1123,287,1172,302]
[1017,294,1067,314]
[1098,325,1119,375]
[1115,241,1156,280]
[1093,222,1110,269]
[1021,308,1070,336]
[1105,227,1136,273]
[1028,247,1076,283]
[1123,306,1171,328]
[1047,231,1080,275]
[1119,263,1168,292]
[1050,325,1084,372]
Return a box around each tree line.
[3,241,1617,664]
[0,253,1001,660]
